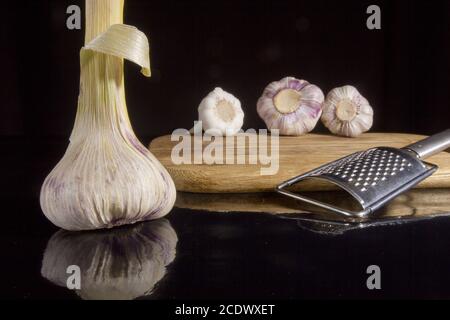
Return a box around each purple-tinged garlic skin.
[321,85,373,137]
[257,77,324,136]
[39,0,176,231]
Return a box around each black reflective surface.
[3,137,450,299]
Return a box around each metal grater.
[276,129,450,218]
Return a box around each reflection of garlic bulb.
[198,87,244,136]
[257,77,324,135]
[40,0,176,231]
[41,219,177,300]
[321,85,373,137]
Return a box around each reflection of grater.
[276,130,450,218]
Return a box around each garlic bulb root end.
[198,87,244,136]
[321,85,373,137]
[257,76,324,136]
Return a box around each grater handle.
[403,129,450,159]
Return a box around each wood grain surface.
[149,133,450,193]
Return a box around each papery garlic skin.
[198,87,244,136]
[257,77,324,136]
[40,0,176,231]
[321,85,373,137]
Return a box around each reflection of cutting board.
[175,190,450,218]
[149,133,450,193]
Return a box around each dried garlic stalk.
[40,0,176,231]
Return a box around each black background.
[1,0,450,300]
[2,0,450,139]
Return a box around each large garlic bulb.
[198,87,244,136]
[321,85,374,137]
[257,76,324,135]
[41,219,177,300]
[40,0,176,231]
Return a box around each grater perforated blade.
[276,129,450,218]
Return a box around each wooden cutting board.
[149,133,450,193]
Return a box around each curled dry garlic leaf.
[198,87,244,136]
[40,0,176,231]
[41,219,177,300]
[257,77,324,135]
[321,85,374,137]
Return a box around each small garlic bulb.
[257,76,324,135]
[198,87,244,136]
[321,85,373,137]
